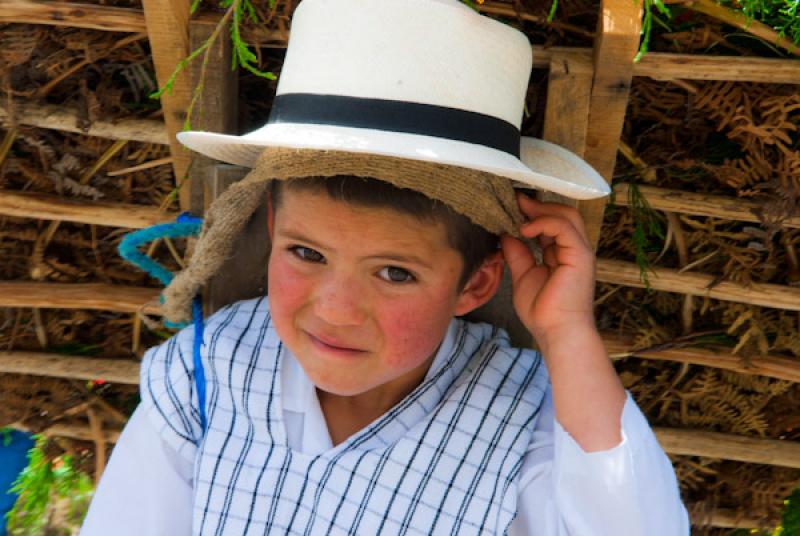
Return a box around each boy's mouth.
[304,330,366,355]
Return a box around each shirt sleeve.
[80,405,194,536]
[507,387,690,536]
[138,325,204,465]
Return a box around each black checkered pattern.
[141,297,548,535]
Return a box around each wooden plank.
[596,258,800,311]
[655,427,800,469]
[630,52,800,85]
[0,102,167,144]
[189,15,239,215]
[205,165,269,315]
[0,351,139,384]
[604,332,800,383]
[532,47,800,85]
[613,183,800,228]
[43,422,121,443]
[18,417,800,474]
[0,190,179,228]
[542,51,594,156]
[0,281,160,314]
[0,0,146,32]
[578,0,643,248]
[141,0,192,211]
[8,331,800,386]
[689,508,771,530]
[540,50,593,210]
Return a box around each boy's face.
[267,187,501,402]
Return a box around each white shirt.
[82,319,689,535]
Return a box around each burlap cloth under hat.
[162,147,526,324]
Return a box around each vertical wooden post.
[141,0,192,211]
[578,0,643,249]
[186,15,245,314]
[189,15,239,216]
[540,50,594,208]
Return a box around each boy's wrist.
[532,316,599,356]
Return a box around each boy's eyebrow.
[279,230,327,251]
[366,253,434,270]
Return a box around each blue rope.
[119,212,208,433]
[192,295,208,432]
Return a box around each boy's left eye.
[378,266,415,284]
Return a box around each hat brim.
[177,123,610,200]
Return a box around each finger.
[516,194,590,245]
[537,234,555,250]
[519,216,594,266]
[543,244,558,270]
[500,236,548,293]
[501,235,537,277]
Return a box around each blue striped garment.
[141,297,548,535]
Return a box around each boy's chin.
[307,371,383,398]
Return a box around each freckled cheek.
[268,257,313,325]
[379,302,452,370]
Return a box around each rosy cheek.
[268,256,311,321]
[380,299,450,370]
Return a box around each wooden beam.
[629,51,800,85]
[596,258,800,311]
[18,418,800,475]
[0,282,160,314]
[0,102,168,144]
[578,0,643,249]
[540,51,593,208]
[613,183,800,228]
[141,0,192,211]
[0,351,139,384]
[689,508,773,530]
[0,190,179,228]
[189,15,239,214]
[604,332,800,383]
[0,0,147,32]
[43,422,121,443]
[8,331,799,386]
[655,427,800,469]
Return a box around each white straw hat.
[162,0,612,323]
[177,0,610,200]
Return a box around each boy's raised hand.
[501,193,626,452]
[500,193,597,347]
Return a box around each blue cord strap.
[119,212,209,433]
[192,295,208,433]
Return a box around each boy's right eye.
[289,245,325,263]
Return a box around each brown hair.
[270,176,499,290]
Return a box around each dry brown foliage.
[2,4,800,526]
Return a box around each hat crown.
[276,0,533,129]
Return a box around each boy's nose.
[312,276,367,327]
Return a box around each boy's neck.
[316,353,436,446]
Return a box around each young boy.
[81,0,690,533]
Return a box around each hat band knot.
[268,93,521,158]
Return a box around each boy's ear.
[454,250,504,316]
